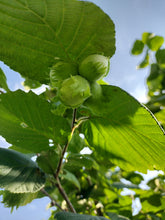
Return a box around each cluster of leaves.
[0,1,165,220]
[131,32,165,127]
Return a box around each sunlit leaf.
[0,90,70,153]
[147,36,164,51]
[0,148,45,193]
[0,67,10,92]
[137,52,149,69]
[0,0,115,83]
[142,32,154,44]
[82,85,165,172]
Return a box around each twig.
[0,90,4,94]
[71,108,77,129]
[40,188,64,211]
[55,108,77,179]
[56,177,76,213]
[54,108,77,213]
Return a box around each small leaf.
[55,212,109,220]
[142,32,154,44]
[137,52,149,69]
[61,169,81,190]
[147,63,160,81]
[0,148,46,193]
[0,68,10,92]
[147,36,164,51]
[156,49,165,68]
[131,40,144,55]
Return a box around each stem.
[40,188,64,211]
[54,108,77,213]
[56,177,76,213]
[71,108,77,129]
[55,108,77,179]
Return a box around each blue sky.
[0,0,165,219]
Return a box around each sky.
[0,0,165,219]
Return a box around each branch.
[55,108,77,179]
[56,177,76,213]
[54,108,77,213]
[40,188,64,211]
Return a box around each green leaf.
[156,49,165,68]
[0,190,38,211]
[61,169,80,190]
[82,85,165,172]
[122,172,144,185]
[55,212,109,220]
[23,78,41,90]
[142,32,153,44]
[107,212,130,220]
[137,52,149,69]
[0,67,10,92]
[155,109,165,127]
[147,36,164,51]
[0,90,70,153]
[141,192,165,213]
[68,131,86,153]
[147,63,160,81]
[37,149,59,174]
[131,40,144,55]
[0,0,115,83]
[0,147,45,193]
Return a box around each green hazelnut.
[59,75,91,108]
[50,61,78,87]
[79,54,110,82]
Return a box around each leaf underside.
[82,85,165,172]
[0,147,45,193]
[55,211,109,220]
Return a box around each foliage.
[0,1,165,220]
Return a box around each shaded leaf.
[0,147,45,193]
[37,149,59,174]
[131,40,144,55]
[147,63,160,81]
[0,67,10,91]
[0,90,70,153]
[107,212,130,220]
[0,0,115,83]
[61,169,80,190]
[82,85,165,172]
[55,211,109,220]
[23,78,41,89]
[156,49,165,68]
